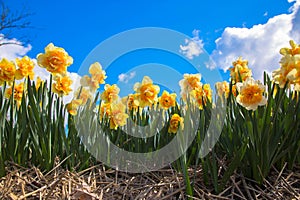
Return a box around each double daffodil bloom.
[168,114,184,134]
[0,58,16,85]
[229,57,252,84]
[52,74,73,96]
[133,76,160,108]
[15,56,35,80]
[37,43,73,75]
[236,77,267,111]
[158,90,177,110]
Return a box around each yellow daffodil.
[229,57,252,83]
[109,101,129,130]
[37,43,73,75]
[15,56,35,80]
[133,76,160,108]
[89,62,107,85]
[158,90,177,110]
[5,82,24,107]
[101,84,120,103]
[52,75,73,96]
[168,114,184,134]
[80,62,107,92]
[179,73,202,101]
[66,99,83,116]
[0,58,16,85]
[236,77,267,111]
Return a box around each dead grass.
[0,161,299,200]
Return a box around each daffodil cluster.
[179,73,212,110]
[0,55,35,106]
[272,40,300,90]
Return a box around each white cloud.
[118,71,136,83]
[180,29,204,59]
[0,35,32,60]
[211,0,300,80]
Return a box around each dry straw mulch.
[0,161,300,200]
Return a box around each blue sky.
[1,0,299,99]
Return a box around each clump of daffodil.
[272,40,300,90]
[229,57,252,84]
[100,84,120,103]
[168,113,184,134]
[158,90,177,110]
[52,74,73,97]
[0,58,16,85]
[80,62,107,92]
[190,83,213,110]
[4,82,25,107]
[179,73,202,101]
[236,77,267,111]
[37,43,73,75]
[133,76,160,108]
[15,56,35,80]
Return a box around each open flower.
[229,57,252,83]
[179,73,202,100]
[37,43,73,75]
[168,114,184,134]
[158,90,177,110]
[133,76,160,108]
[101,84,120,103]
[236,77,267,110]
[0,58,16,85]
[5,82,25,107]
[52,74,73,96]
[89,62,107,85]
[15,56,35,80]
[109,101,129,130]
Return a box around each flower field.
[0,40,300,199]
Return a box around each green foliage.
[0,72,300,197]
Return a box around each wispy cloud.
[118,71,136,83]
[211,0,300,80]
[180,30,204,60]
